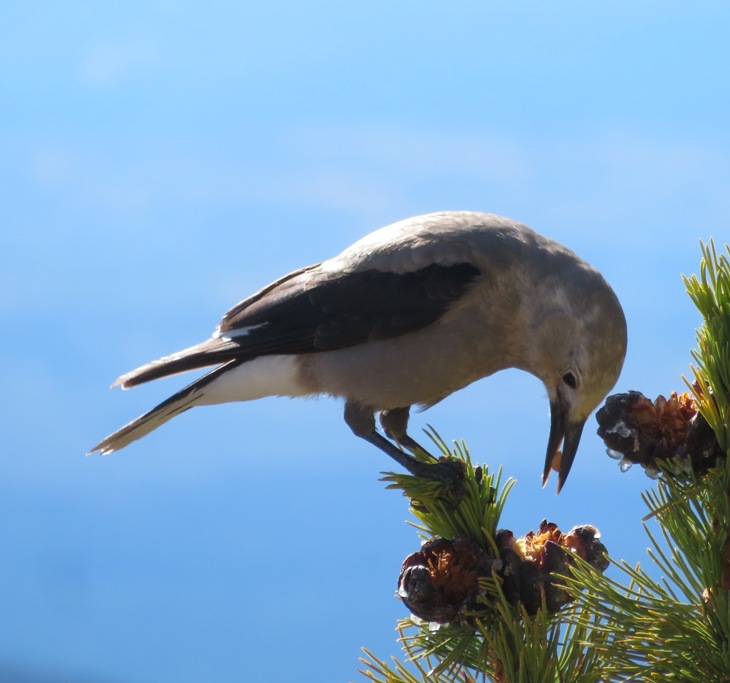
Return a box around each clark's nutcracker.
[90,211,627,492]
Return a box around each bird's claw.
[411,458,466,509]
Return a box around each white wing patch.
[213,322,269,341]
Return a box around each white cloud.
[291,124,531,182]
[28,146,74,188]
[79,39,159,87]
[20,122,729,248]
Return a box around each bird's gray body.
[302,213,607,406]
[90,211,627,489]
[301,214,524,407]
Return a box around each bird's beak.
[542,397,586,493]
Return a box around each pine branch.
[361,240,730,683]
[361,432,612,683]
[683,240,730,453]
[565,238,730,683]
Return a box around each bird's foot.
[409,457,466,506]
[364,430,466,505]
[393,453,466,508]
[395,435,466,503]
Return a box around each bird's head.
[528,285,627,492]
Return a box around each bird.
[89,211,627,492]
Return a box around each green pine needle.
[380,426,513,551]
[370,429,612,683]
[683,240,730,454]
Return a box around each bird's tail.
[112,338,245,389]
[88,359,244,455]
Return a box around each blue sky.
[2,1,729,681]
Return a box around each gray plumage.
[89,211,627,491]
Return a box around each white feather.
[90,356,309,454]
[213,322,269,340]
[196,355,309,404]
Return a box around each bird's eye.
[562,372,578,389]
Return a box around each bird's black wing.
[217,262,481,355]
[116,261,481,388]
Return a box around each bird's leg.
[363,430,462,481]
[344,402,464,489]
[379,407,432,457]
[379,407,465,492]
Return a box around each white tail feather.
[89,385,204,454]
[89,355,309,455]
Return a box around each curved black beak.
[542,397,586,493]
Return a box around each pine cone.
[497,521,607,614]
[596,390,723,477]
[397,537,489,623]
[398,523,608,622]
